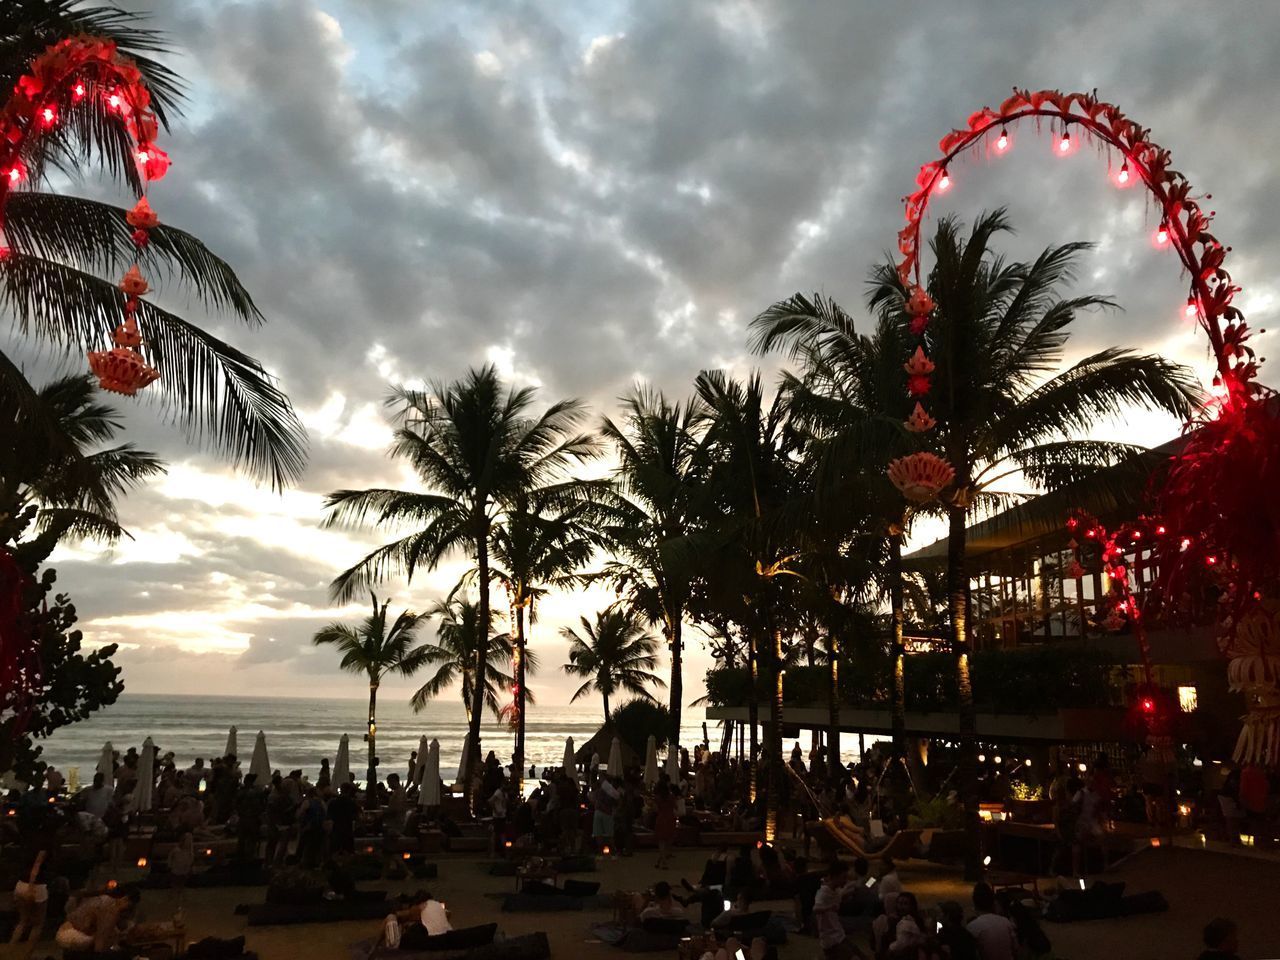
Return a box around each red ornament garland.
[0,35,172,396]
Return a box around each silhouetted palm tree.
[562,608,665,723]
[409,595,537,722]
[313,596,431,795]
[324,365,596,801]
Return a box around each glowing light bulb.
[993,756,1002,765]
[978,754,986,763]
[1058,131,1071,153]
[41,107,56,125]
[1180,537,1192,550]
[1117,160,1130,184]
[72,82,86,101]
[938,171,951,191]
[137,150,150,164]
[1206,555,1218,566]
[108,93,121,109]
[1185,297,1197,317]
[1156,224,1169,245]
[995,129,1009,152]
[6,168,19,184]
[1156,525,1166,535]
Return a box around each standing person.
[265,774,295,866]
[168,833,195,901]
[593,775,619,853]
[234,774,266,861]
[966,883,1018,960]
[9,850,49,944]
[327,782,359,856]
[489,781,509,852]
[296,787,328,868]
[812,861,862,960]
[654,780,678,869]
[1071,777,1105,877]
[317,759,331,790]
[407,751,418,787]
[80,772,115,822]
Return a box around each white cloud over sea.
[28,0,1280,708]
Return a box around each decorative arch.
[0,35,173,396]
[887,88,1280,766]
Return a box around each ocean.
[36,694,718,785]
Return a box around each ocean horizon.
[36,692,720,784]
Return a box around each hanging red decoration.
[888,452,955,503]
[0,35,172,399]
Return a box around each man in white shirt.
[812,861,863,960]
[966,883,1018,960]
[420,899,450,936]
[877,857,903,907]
[81,773,114,820]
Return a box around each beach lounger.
[246,897,391,925]
[816,819,921,862]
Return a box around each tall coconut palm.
[2,374,163,554]
[409,595,537,721]
[562,608,665,724]
[313,595,431,795]
[869,209,1202,877]
[696,370,803,842]
[752,294,916,755]
[600,388,709,748]
[323,365,597,803]
[0,2,305,488]
[482,490,595,788]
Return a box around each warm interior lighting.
[1178,686,1199,713]
[1240,834,1255,847]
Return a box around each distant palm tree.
[562,609,665,723]
[488,487,599,789]
[410,595,538,722]
[0,2,305,487]
[2,374,164,553]
[869,209,1202,877]
[323,365,597,802]
[601,388,708,748]
[312,596,431,795]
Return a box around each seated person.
[839,857,881,917]
[266,855,327,905]
[56,886,140,954]
[640,881,687,921]
[710,891,757,931]
[387,896,453,949]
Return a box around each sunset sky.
[37,0,1279,710]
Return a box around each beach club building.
[703,441,1239,766]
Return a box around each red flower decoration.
[908,374,932,396]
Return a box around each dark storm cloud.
[35,0,1280,700]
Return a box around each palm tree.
[312,595,431,795]
[409,595,537,722]
[869,209,1202,877]
[323,365,597,802]
[600,388,708,748]
[1,374,163,554]
[751,293,916,755]
[488,486,600,790]
[695,370,802,842]
[0,2,305,488]
[562,608,665,723]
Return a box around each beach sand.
[7,845,1280,959]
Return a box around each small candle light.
[982,855,991,866]
[137,857,148,868]
[402,852,411,861]
[107,879,118,890]
[602,845,611,856]
[204,848,213,857]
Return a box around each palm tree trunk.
[889,535,907,754]
[827,632,841,781]
[747,629,760,803]
[366,680,379,799]
[467,514,490,813]
[948,503,979,880]
[512,599,527,795]
[602,690,610,726]
[765,621,784,843]
[668,612,683,754]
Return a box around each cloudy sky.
[32,0,1280,712]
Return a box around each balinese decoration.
[0,36,171,395]
[888,452,955,503]
[904,402,935,433]
[895,87,1279,761]
[0,37,170,733]
[1226,602,1280,765]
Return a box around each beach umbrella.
[455,736,472,786]
[665,744,680,782]
[414,736,430,786]
[96,741,114,781]
[562,738,575,779]
[135,737,155,812]
[643,735,659,788]
[249,731,270,784]
[420,740,441,807]
[225,726,238,759]
[333,734,350,788]
[607,737,623,777]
